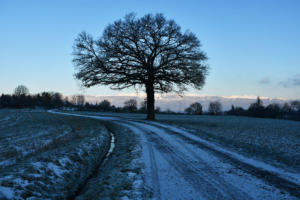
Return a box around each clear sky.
[0,0,299,99]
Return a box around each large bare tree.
[73,13,208,120]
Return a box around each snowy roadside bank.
[48,110,145,199]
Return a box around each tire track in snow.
[148,142,161,200]
[139,127,252,200]
[119,123,162,199]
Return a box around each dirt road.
[49,111,300,200]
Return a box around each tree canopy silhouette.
[185,102,203,115]
[14,85,29,96]
[73,13,208,119]
[208,101,222,115]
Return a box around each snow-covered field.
[156,115,300,173]
[0,110,110,199]
[1,110,299,199]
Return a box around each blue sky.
[0,0,299,99]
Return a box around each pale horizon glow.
[80,93,291,112]
[86,92,288,101]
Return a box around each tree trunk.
[146,83,155,120]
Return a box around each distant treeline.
[226,97,300,121]
[1,93,300,121]
[0,92,152,113]
[185,97,300,120]
[0,85,160,113]
[0,92,70,109]
[1,86,299,121]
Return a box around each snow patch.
[0,186,14,199]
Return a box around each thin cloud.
[280,74,300,88]
[292,74,300,85]
[259,78,271,84]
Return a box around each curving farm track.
[49,111,300,200]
